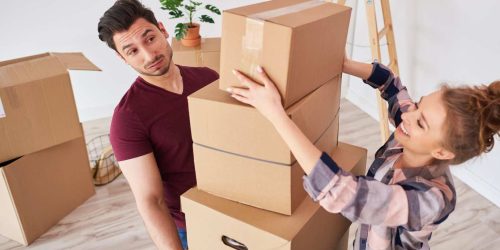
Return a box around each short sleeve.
[110,108,153,161]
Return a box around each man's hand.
[226,66,285,122]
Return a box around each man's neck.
[141,64,183,94]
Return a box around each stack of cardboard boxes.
[178,0,367,249]
[0,52,97,245]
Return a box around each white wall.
[346,0,500,207]
[1,0,498,205]
[0,0,264,122]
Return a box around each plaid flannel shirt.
[303,62,456,250]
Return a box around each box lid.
[226,0,351,28]
[172,37,220,53]
[0,52,100,88]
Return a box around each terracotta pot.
[181,23,201,47]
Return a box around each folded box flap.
[50,52,101,71]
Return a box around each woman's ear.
[431,147,455,161]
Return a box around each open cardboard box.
[0,52,100,163]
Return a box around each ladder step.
[378,26,389,40]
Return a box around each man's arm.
[118,153,183,250]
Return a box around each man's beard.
[136,50,173,77]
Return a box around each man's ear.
[431,147,455,161]
[157,22,169,38]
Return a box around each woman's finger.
[233,69,259,89]
[255,66,274,88]
[231,93,252,105]
[227,87,250,98]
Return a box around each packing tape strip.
[241,0,328,77]
[194,107,340,167]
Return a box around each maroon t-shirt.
[110,65,219,229]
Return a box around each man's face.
[113,18,173,76]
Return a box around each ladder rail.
[331,0,398,143]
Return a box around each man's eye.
[148,36,155,42]
[128,49,137,56]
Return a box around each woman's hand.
[227,66,286,122]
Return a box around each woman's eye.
[417,119,423,129]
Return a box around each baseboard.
[346,88,380,122]
[78,104,115,122]
[451,167,500,207]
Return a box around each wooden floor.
[1,99,499,249]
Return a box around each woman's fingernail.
[257,66,263,73]
[232,69,237,75]
[226,88,232,93]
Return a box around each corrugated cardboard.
[189,76,341,166]
[0,136,95,245]
[219,0,351,108]
[181,142,367,250]
[0,52,100,163]
[172,37,221,73]
[193,113,338,215]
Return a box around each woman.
[226,57,499,249]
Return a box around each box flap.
[0,53,51,68]
[0,56,68,88]
[50,52,101,71]
[0,169,28,245]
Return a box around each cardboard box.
[0,52,100,163]
[181,142,367,250]
[193,112,338,215]
[0,136,95,245]
[219,0,351,108]
[172,37,221,73]
[189,76,341,166]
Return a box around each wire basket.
[86,134,121,186]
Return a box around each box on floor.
[181,142,367,250]
[0,137,95,245]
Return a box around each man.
[97,1,218,249]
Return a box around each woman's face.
[395,89,454,161]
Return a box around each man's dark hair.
[98,0,159,51]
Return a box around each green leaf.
[205,4,221,15]
[199,15,214,24]
[174,23,188,40]
[191,0,202,6]
[159,0,183,11]
[169,9,184,19]
[184,5,195,12]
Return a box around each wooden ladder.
[335,0,400,142]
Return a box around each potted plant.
[160,0,221,47]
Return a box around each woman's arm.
[342,57,373,80]
[227,67,320,174]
